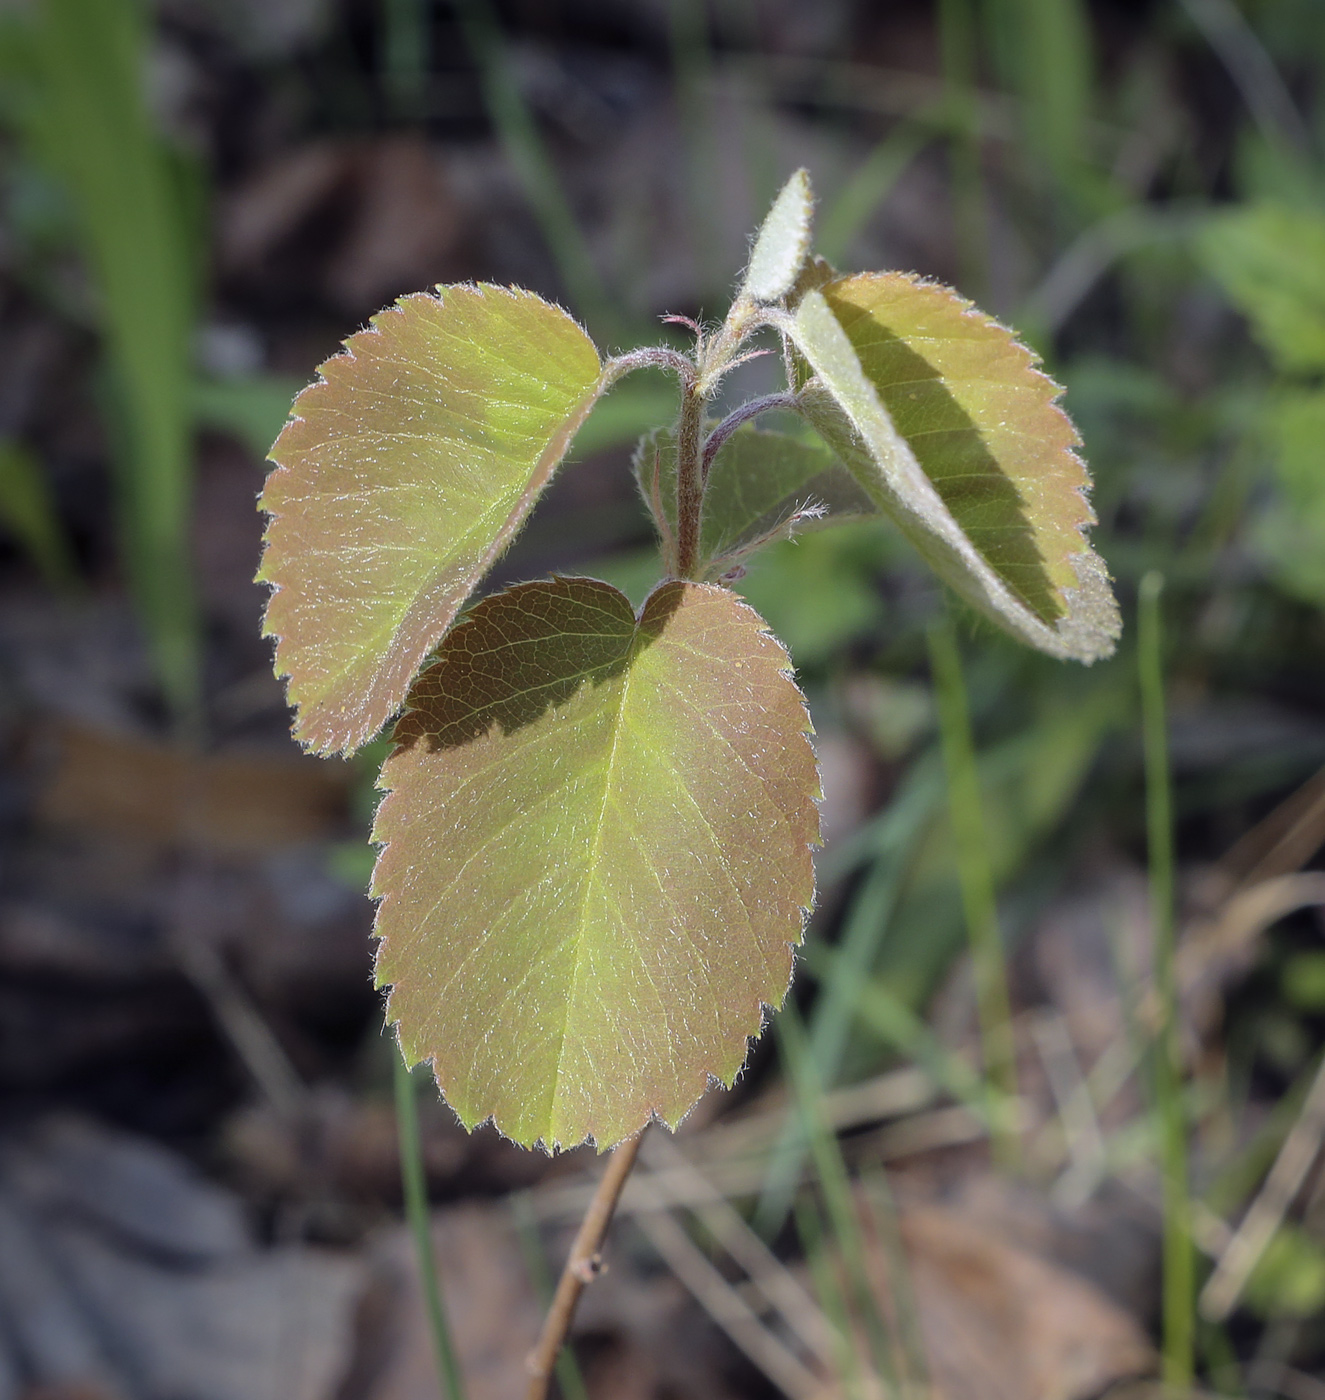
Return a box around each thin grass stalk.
[1139,571,1195,1392]
[859,1166,929,1397]
[511,1193,589,1400]
[452,0,619,340]
[795,1191,868,1400]
[927,618,1021,1173]
[818,117,936,266]
[779,1003,898,1395]
[666,0,721,300]
[755,854,901,1235]
[755,775,936,1238]
[383,0,429,119]
[394,1054,466,1400]
[936,0,988,296]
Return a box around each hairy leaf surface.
[635,425,874,576]
[372,576,820,1149]
[791,273,1118,661]
[740,168,814,304]
[258,285,603,755]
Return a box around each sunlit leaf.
[790,273,1119,662]
[1199,204,1325,375]
[740,168,813,304]
[372,576,820,1149]
[634,424,874,577]
[258,285,604,755]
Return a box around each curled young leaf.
[372,576,820,1150]
[634,425,874,578]
[740,168,814,305]
[791,273,1119,662]
[258,285,604,755]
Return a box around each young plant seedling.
[257,167,1119,1378]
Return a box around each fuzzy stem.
[701,392,801,480]
[525,1129,647,1399]
[674,384,705,579]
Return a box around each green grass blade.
[510,1193,589,1400]
[1139,571,1195,1390]
[778,1003,898,1395]
[0,440,76,587]
[394,1053,466,1400]
[794,1191,866,1399]
[754,776,935,1236]
[936,0,987,296]
[818,119,935,266]
[383,0,429,119]
[927,617,1020,1173]
[452,0,619,341]
[27,0,199,720]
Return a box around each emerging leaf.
[258,285,604,755]
[740,168,814,305]
[1198,204,1325,375]
[634,424,875,577]
[790,274,1119,662]
[372,576,820,1149]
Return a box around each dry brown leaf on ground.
[889,1203,1156,1400]
[347,1206,542,1400]
[33,723,350,854]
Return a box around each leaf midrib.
[546,622,644,1142]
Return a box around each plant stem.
[393,1053,466,1400]
[1139,571,1195,1393]
[927,618,1020,1173]
[526,1129,647,1400]
[674,383,705,579]
[701,392,801,479]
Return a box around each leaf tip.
[741,168,815,304]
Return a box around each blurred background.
[0,0,1322,1397]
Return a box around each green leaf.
[1198,203,1325,375]
[634,424,875,577]
[790,273,1119,662]
[372,576,820,1149]
[258,285,605,756]
[740,168,814,305]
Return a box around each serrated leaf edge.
[371,576,822,1152]
[792,286,1120,662]
[257,284,607,757]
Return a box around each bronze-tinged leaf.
[258,285,604,755]
[792,273,1120,662]
[371,576,820,1150]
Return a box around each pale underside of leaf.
[791,274,1119,662]
[740,168,814,305]
[634,424,875,578]
[371,576,821,1150]
[258,284,604,755]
